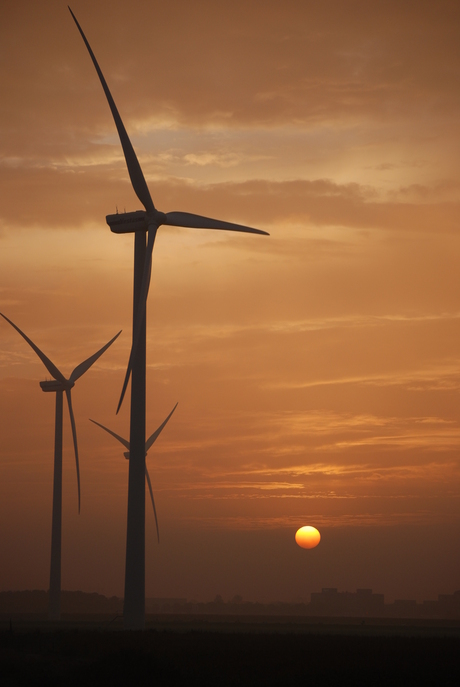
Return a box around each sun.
[295,526,321,549]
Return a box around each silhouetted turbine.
[69,6,268,630]
[0,312,120,620]
[68,6,269,413]
[90,403,178,543]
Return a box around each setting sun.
[295,526,321,549]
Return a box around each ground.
[1,618,459,686]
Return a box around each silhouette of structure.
[69,8,268,629]
[2,588,460,619]
[90,403,178,543]
[309,588,385,617]
[0,312,120,621]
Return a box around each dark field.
[1,620,459,687]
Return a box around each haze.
[0,0,459,603]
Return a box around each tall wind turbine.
[90,403,178,544]
[69,8,268,630]
[0,312,120,621]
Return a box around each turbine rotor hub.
[153,210,167,226]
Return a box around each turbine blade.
[116,369,130,415]
[0,312,66,383]
[145,403,178,452]
[145,466,159,544]
[116,228,156,413]
[65,389,81,514]
[68,7,155,215]
[89,419,130,451]
[70,331,121,383]
[165,212,269,236]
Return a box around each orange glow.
[1,1,460,603]
[295,526,321,549]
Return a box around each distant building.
[389,591,460,619]
[438,591,460,616]
[308,588,385,617]
[390,599,419,618]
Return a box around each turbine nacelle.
[106,210,166,234]
[40,379,75,392]
[123,451,148,460]
[107,210,147,234]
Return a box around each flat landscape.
[1,617,459,687]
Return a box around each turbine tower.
[90,403,178,543]
[69,8,268,630]
[0,312,120,621]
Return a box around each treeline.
[0,590,122,615]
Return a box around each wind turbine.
[69,7,268,630]
[90,403,178,544]
[0,312,120,621]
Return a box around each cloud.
[2,165,460,239]
[4,0,460,131]
[164,510,454,530]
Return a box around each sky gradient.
[1,0,459,603]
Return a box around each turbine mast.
[68,7,267,631]
[123,230,147,628]
[48,390,63,621]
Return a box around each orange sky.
[1,0,459,603]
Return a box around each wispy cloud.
[166,510,453,530]
[267,364,460,392]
